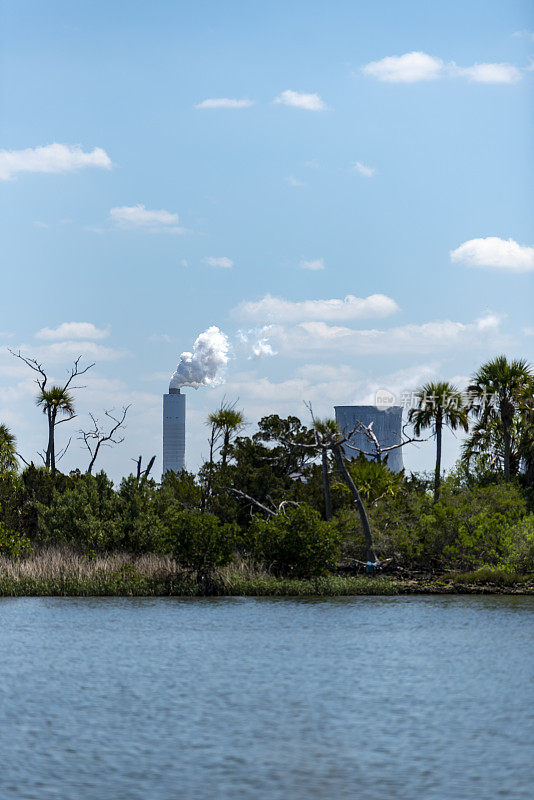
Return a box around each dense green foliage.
[250,505,342,577]
[0,353,533,587]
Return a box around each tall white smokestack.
[163,388,185,474]
[162,326,229,475]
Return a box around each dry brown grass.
[0,547,179,581]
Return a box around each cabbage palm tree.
[409,381,469,502]
[468,356,533,482]
[0,423,18,472]
[37,386,75,474]
[207,402,245,467]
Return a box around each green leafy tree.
[409,381,468,502]
[0,423,18,473]
[467,356,533,482]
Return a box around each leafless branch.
[56,437,72,463]
[79,405,130,473]
[15,451,33,468]
[223,487,299,518]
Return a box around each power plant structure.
[162,386,186,474]
[334,405,404,472]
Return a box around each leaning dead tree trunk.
[332,443,375,562]
[304,403,377,563]
[321,448,333,521]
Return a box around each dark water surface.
[1,596,533,799]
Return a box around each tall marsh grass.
[0,548,401,597]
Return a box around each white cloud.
[450,237,534,272]
[195,98,254,109]
[109,204,185,233]
[252,339,276,358]
[0,143,112,181]
[353,161,376,178]
[362,52,522,85]
[19,341,126,363]
[523,327,534,336]
[286,175,306,187]
[300,258,325,271]
[512,30,534,41]
[362,52,444,83]
[232,293,399,323]
[180,259,188,267]
[274,90,327,110]
[450,62,521,84]
[264,312,505,357]
[203,256,233,269]
[36,322,109,341]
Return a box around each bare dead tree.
[78,405,130,474]
[343,420,428,464]
[132,454,156,485]
[303,403,376,562]
[9,350,95,473]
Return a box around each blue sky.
[1,0,533,480]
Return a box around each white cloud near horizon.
[274,90,327,110]
[233,293,399,323]
[36,322,110,341]
[195,98,254,109]
[361,51,522,84]
[109,204,185,233]
[300,258,325,271]
[203,256,234,269]
[262,312,506,357]
[11,341,126,363]
[450,237,534,272]
[0,143,112,181]
[353,161,376,177]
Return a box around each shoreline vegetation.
[1,549,533,597]
[1,355,533,599]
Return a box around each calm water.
[1,596,533,800]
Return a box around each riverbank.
[1,549,533,596]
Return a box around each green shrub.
[40,472,121,551]
[506,514,534,572]
[366,481,528,571]
[0,521,32,558]
[250,504,342,577]
[117,476,167,553]
[164,508,238,577]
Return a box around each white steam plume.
[169,326,229,389]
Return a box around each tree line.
[0,353,533,580]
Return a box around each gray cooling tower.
[334,405,404,472]
[163,388,185,474]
